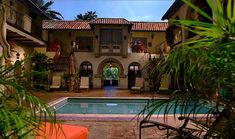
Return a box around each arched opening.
[79,61,93,88]
[103,62,120,86]
[97,58,124,88]
[128,62,141,89]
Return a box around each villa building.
[42,19,169,90]
[0,0,169,91]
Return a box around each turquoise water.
[55,98,211,115]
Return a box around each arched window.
[128,62,141,88]
[79,61,92,77]
[129,63,141,76]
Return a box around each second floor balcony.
[6,5,32,33]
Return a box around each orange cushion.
[36,122,88,139]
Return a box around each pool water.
[54,98,211,115]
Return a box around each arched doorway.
[128,62,141,89]
[79,61,93,88]
[97,58,124,87]
[103,63,120,86]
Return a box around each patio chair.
[139,116,217,139]
[139,117,195,139]
[131,77,144,92]
[50,75,61,90]
[80,76,89,92]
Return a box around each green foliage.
[75,11,98,21]
[31,52,50,90]
[35,0,64,20]
[142,0,235,138]
[103,66,119,80]
[0,57,57,138]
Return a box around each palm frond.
[142,0,235,138]
[0,55,58,138]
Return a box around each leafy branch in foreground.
[141,0,235,138]
[0,56,58,138]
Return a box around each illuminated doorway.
[103,63,120,86]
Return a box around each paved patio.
[33,87,169,102]
[33,88,175,139]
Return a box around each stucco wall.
[74,52,154,89]
[131,31,166,54]
[166,4,188,43]
[51,30,93,53]
[49,25,167,89]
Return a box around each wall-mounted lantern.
[16,52,20,60]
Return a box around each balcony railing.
[5,5,32,33]
[100,44,121,54]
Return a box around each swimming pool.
[53,97,211,115]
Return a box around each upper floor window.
[74,37,93,52]
[130,38,147,53]
[100,29,122,50]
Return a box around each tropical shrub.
[31,52,50,90]
[142,0,235,138]
[0,57,56,138]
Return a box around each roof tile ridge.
[130,21,168,23]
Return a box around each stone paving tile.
[62,120,171,139]
[33,88,169,103]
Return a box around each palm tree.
[141,0,235,138]
[75,11,97,21]
[35,0,64,20]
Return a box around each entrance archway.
[97,58,124,87]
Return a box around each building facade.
[0,0,50,75]
[42,18,169,89]
[162,0,213,47]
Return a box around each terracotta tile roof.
[131,22,168,31]
[42,20,91,30]
[42,19,168,31]
[90,18,132,25]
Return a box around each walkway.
[34,87,169,102]
[33,88,171,139]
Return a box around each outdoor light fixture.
[16,52,20,59]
